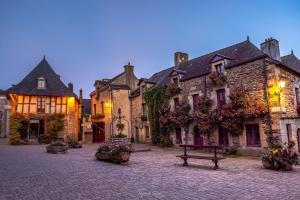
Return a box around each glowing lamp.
[278,80,285,89]
[105,102,110,107]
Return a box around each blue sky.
[0,0,300,97]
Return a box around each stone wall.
[174,59,269,150]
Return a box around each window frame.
[37,77,46,89]
[246,124,261,147]
[217,89,226,107]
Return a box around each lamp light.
[278,80,285,89]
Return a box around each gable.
[6,58,76,97]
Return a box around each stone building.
[81,98,93,143]
[90,63,139,142]
[6,58,80,143]
[139,37,300,154]
[0,89,10,138]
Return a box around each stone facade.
[90,63,139,142]
[130,82,152,143]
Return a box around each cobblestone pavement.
[0,142,299,200]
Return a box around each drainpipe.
[129,90,133,140]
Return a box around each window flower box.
[209,71,227,86]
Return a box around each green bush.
[262,141,299,171]
[225,146,239,155]
[9,113,29,145]
[45,113,65,142]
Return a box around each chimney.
[124,62,136,90]
[68,82,73,93]
[174,52,188,66]
[260,37,281,61]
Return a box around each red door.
[194,126,204,146]
[93,122,105,143]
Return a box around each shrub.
[9,113,29,145]
[262,141,299,171]
[225,146,239,155]
[209,71,227,86]
[97,142,132,155]
[45,113,65,142]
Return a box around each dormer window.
[215,63,224,74]
[37,77,46,89]
[173,77,179,87]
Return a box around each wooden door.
[194,126,203,146]
[93,122,105,143]
[218,127,229,146]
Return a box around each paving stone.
[0,143,299,200]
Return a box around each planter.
[46,143,68,154]
[95,151,131,163]
[95,142,132,164]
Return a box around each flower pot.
[46,143,68,154]
[95,151,130,163]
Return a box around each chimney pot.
[260,37,281,61]
[174,52,188,66]
[68,82,73,93]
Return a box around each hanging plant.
[209,71,227,86]
[92,113,105,121]
[165,82,182,98]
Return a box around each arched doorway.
[297,129,300,153]
[194,126,204,146]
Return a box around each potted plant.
[95,141,132,163]
[46,140,68,154]
[262,141,298,171]
[209,71,227,86]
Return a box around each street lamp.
[278,80,286,90]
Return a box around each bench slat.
[176,155,225,160]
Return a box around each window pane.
[18,96,23,103]
[24,96,30,103]
[23,104,29,113]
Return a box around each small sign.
[86,122,92,129]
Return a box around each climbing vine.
[144,86,168,145]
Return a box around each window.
[192,94,199,111]
[215,64,224,74]
[145,126,150,138]
[176,128,182,144]
[37,96,45,113]
[142,103,147,116]
[93,104,96,115]
[174,98,179,108]
[218,127,229,146]
[101,101,104,114]
[286,124,292,143]
[296,88,299,106]
[217,89,226,107]
[173,77,179,86]
[37,77,46,89]
[246,124,261,147]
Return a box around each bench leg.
[213,160,219,170]
[183,158,188,166]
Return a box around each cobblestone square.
[0,142,299,200]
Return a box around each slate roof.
[82,99,91,116]
[148,40,267,85]
[6,58,77,97]
[109,84,130,90]
[281,53,300,74]
[130,88,140,98]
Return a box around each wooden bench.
[176,145,225,169]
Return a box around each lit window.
[37,77,46,89]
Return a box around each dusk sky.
[0,0,300,98]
